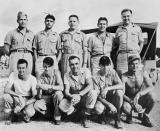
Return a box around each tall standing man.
[114,9,144,76]
[3,59,37,124]
[88,17,114,75]
[4,11,34,74]
[60,15,88,77]
[33,14,61,79]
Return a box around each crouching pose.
[93,56,124,129]
[59,55,97,128]
[34,57,63,125]
[122,55,155,127]
[3,59,37,124]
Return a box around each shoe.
[23,114,31,123]
[141,114,153,127]
[81,119,89,128]
[55,120,61,125]
[115,120,123,129]
[5,113,18,125]
[126,115,133,124]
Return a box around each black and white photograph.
[0,0,160,131]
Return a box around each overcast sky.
[0,0,160,46]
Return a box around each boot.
[114,113,123,129]
[80,110,89,128]
[141,113,153,127]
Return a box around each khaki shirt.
[33,30,61,55]
[39,69,62,95]
[64,68,91,94]
[60,29,87,54]
[88,32,114,57]
[93,68,122,94]
[4,28,34,52]
[115,24,144,52]
[122,70,152,98]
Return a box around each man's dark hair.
[69,55,80,62]
[69,14,79,21]
[45,14,55,21]
[43,57,54,67]
[121,8,132,14]
[98,17,108,24]
[17,59,28,67]
[99,56,111,66]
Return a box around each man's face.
[17,63,27,77]
[69,58,80,74]
[97,20,108,32]
[45,18,54,29]
[17,15,28,28]
[68,17,79,30]
[121,11,132,25]
[101,65,111,74]
[43,63,53,76]
[128,59,140,72]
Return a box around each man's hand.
[71,94,81,105]
[100,89,108,99]
[18,95,26,108]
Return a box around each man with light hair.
[4,11,34,74]
[114,9,144,77]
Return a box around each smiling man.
[60,15,88,77]
[88,17,114,75]
[3,59,37,124]
[114,9,144,77]
[33,14,61,79]
[59,55,97,128]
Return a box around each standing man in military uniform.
[114,9,144,77]
[88,17,114,75]
[60,15,88,77]
[4,11,34,74]
[33,14,61,79]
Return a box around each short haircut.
[17,11,28,20]
[98,17,108,24]
[43,57,54,67]
[69,14,79,21]
[121,8,132,14]
[99,56,111,66]
[17,59,28,67]
[45,14,55,21]
[69,55,80,62]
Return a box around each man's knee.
[85,90,97,109]
[53,91,63,102]
[123,101,132,114]
[25,104,35,117]
[115,90,124,98]
[94,101,105,115]
[144,92,156,107]
[3,94,12,102]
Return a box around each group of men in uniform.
[3,8,155,129]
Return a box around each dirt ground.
[0,79,160,131]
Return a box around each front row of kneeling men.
[3,55,155,129]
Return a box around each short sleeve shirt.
[8,72,37,96]
[4,28,34,52]
[93,68,122,93]
[60,29,87,54]
[39,69,62,95]
[33,30,61,55]
[115,24,144,52]
[88,32,114,56]
[64,68,91,94]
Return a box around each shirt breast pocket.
[26,37,33,47]
[118,32,127,43]
[131,32,138,42]
[11,38,18,47]
[49,38,57,52]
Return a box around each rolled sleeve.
[4,31,12,45]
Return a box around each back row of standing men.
[4,8,143,78]
[3,9,155,129]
